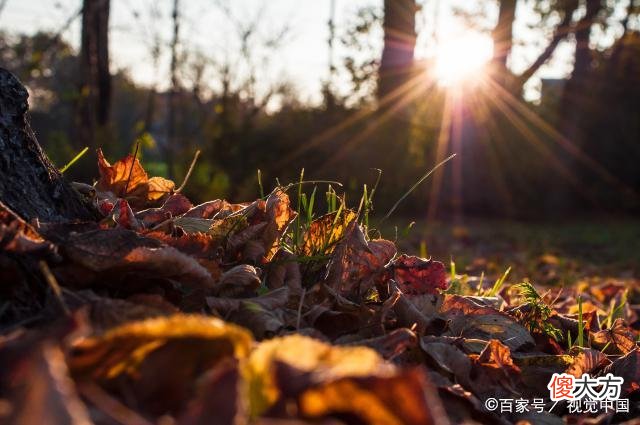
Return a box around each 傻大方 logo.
[484,372,629,414]
[547,372,623,401]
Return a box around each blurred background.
[1,0,639,279]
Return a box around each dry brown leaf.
[475,339,520,374]
[343,328,418,360]
[445,313,535,351]
[244,334,391,418]
[215,264,262,297]
[96,149,175,208]
[565,348,610,378]
[183,199,238,219]
[261,190,296,261]
[63,228,216,291]
[207,287,289,315]
[390,282,442,335]
[69,315,253,415]
[266,250,302,293]
[386,255,447,295]
[325,222,396,301]
[602,349,640,395]
[592,318,637,354]
[178,360,245,425]
[0,341,92,425]
[70,293,179,333]
[0,201,54,255]
[272,362,446,425]
[440,294,503,317]
[420,340,472,380]
[301,210,358,256]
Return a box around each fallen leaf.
[475,339,520,374]
[96,149,175,208]
[207,287,290,315]
[445,313,535,352]
[110,198,141,230]
[602,349,640,395]
[63,228,216,292]
[261,190,296,261]
[592,318,637,354]
[183,199,239,218]
[342,328,418,360]
[302,210,358,256]
[420,340,472,380]
[173,217,215,233]
[325,222,396,301]
[178,359,245,425]
[0,341,92,425]
[386,255,447,295]
[390,282,442,335]
[69,315,253,415]
[215,264,262,298]
[272,362,446,425]
[266,250,302,293]
[244,334,391,418]
[565,348,610,378]
[0,201,55,256]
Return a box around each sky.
[0,0,635,104]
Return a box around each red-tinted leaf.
[386,255,447,295]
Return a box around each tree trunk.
[0,68,95,222]
[77,0,111,151]
[166,0,180,180]
[378,0,417,101]
[561,0,601,142]
[491,0,516,71]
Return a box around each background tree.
[77,0,111,153]
[378,0,418,101]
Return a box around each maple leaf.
[96,149,175,209]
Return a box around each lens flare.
[434,33,494,87]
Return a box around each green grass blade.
[60,147,89,174]
[577,295,584,347]
[378,154,456,224]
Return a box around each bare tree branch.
[515,0,578,89]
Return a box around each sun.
[434,33,494,87]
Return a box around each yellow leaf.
[243,334,388,417]
[301,210,358,256]
[96,149,175,208]
[147,176,176,201]
[299,369,437,425]
[70,314,253,380]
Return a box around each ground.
[391,217,640,286]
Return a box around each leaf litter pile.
[1,150,639,425]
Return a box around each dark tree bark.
[514,0,578,89]
[491,0,516,71]
[0,68,95,222]
[491,0,579,94]
[166,0,180,180]
[561,0,602,141]
[378,0,417,101]
[77,0,111,150]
